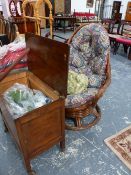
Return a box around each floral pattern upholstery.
[66,88,98,108]
[65,23,110,108]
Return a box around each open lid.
[25,33,69,97]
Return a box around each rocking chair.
[65,23,111,130]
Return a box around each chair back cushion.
[69,23,110,88]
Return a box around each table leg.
[128,46,131,60]
[113,42,119,55]
[60,138,65,152]
[64,20,65,33]
[54,19,56,31]
[3,121,8,132]
[73,20,75,31]
[123,44,128,53]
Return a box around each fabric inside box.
[3,83,52,119]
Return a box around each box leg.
[0,109,8,132]
[128,47,131,60]
[60,139,65,152]
[24,158,36,175]
[123,44,128,53]
[1,118,8,133]
[28,170,36,175]
[3,121,8,132]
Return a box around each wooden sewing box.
[0,33,69,174]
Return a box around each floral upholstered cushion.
[88,74,106,88]
[69,23,110,78]
[88,74,101,88]
[65,88,98,108]
[66,23,110,108]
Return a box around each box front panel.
[21,100,65,158]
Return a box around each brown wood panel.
[25,33,69,97]
[55,0,65,14]
[28,72,59,100]
[112,1,122,22]
[125,2,131,21]
[20,100,64,158]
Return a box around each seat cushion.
[69,23,110,87]
[116,37,131,45]
[65,88,98,108]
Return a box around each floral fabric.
[67,70,89,95]
[66,23,110,108]
[88,74,104,88]
[65,88,98,108]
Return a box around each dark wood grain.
[25,33,69,97]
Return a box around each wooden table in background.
[109,34,131,60]
[54,16,76,33]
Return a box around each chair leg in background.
[113,42,119,55]
[128,46,131,60]
[123,44,128,53]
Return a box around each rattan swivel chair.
[65,23,111,131]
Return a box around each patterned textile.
[67,70,89,95]
[0,35,27,73]
[104,125,131,170]
[88,74,103,88]
[0,49,27,73]
[65,88,98,108]
[66,23,110,108]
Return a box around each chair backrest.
[121,21,131,37]
[68,23,110,86]
[102,19,116,33]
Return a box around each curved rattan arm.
[35,0,52,11]
[67,24,88,45]
[0,48,30,82]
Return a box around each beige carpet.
[104,125,131,170]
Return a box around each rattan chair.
[65,23,111,131]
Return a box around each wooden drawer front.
[20,99,65,158]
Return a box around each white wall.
[71,0,96,13]
[118,0,129,19]
[71,0,129,19]
[1,0,10,18]
[0,0,2,11]
[104,0,129,19]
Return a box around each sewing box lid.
[25,33,69,97]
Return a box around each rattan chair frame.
[65,24,111,131]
